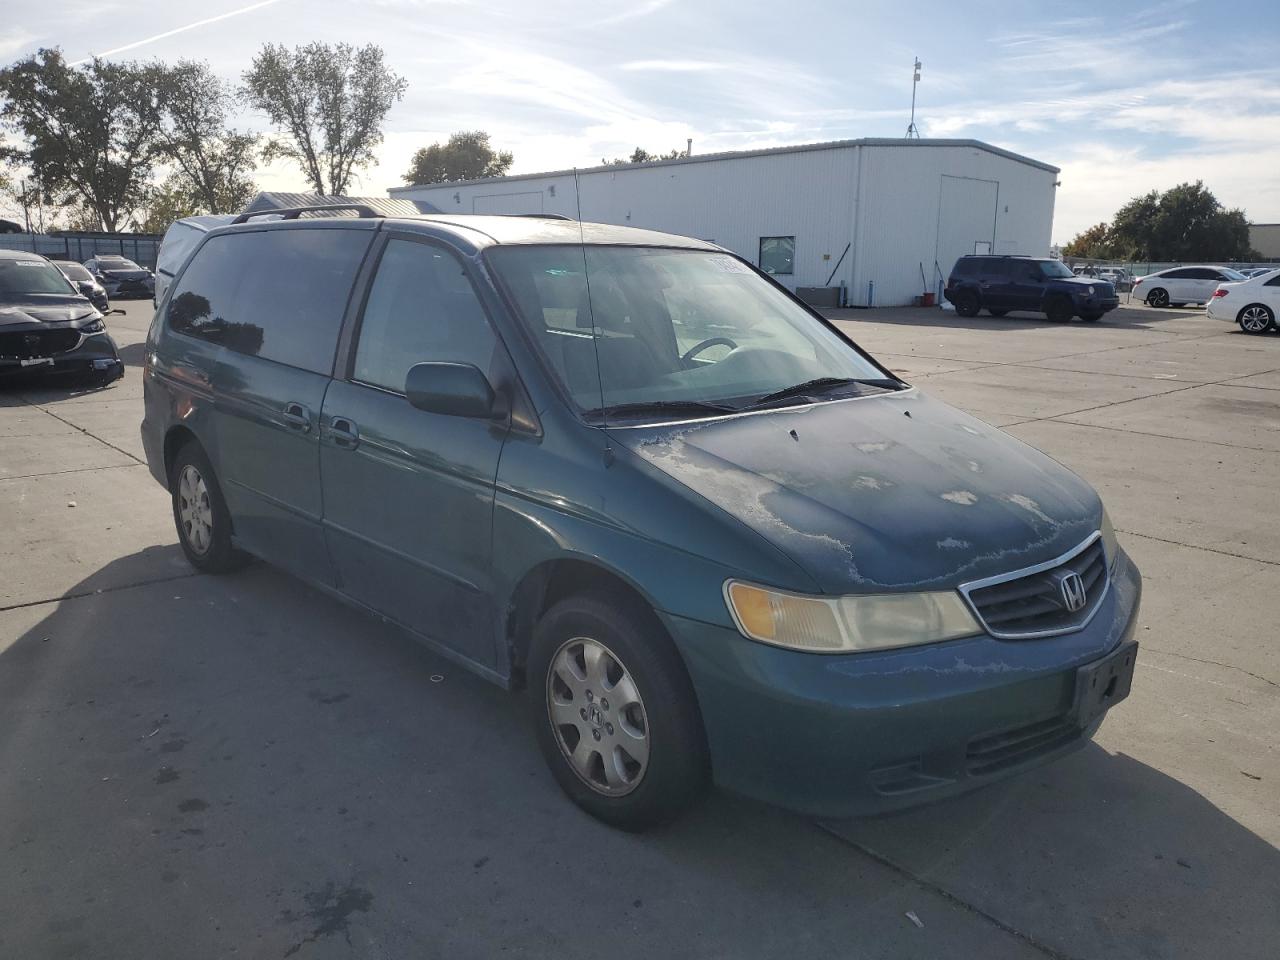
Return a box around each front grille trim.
[0,327,86,360]
[959,532,1110,640]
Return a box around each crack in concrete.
[0,571,200,614]
[813,822,1084,960]
[1113,528,1280,569]
[1143,647,1279,690]
[17,398,145,466]
[0,462,146,483]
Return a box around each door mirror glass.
[405,361,495,418]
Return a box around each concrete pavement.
[1,299,1276,959]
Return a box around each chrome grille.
[960,533,1109,639]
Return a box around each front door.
[319,236,511,667]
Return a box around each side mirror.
[405,361,495,418]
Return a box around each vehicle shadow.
[2,548,1276,959]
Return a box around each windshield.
[488,245,891,418]
[0,258,77,297]
[56,262,93,282]
[98,258,142,271]
[1221,268,1247,281]
[1039,260,1076,279]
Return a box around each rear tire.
[169,441,247,574]
[987,309,1008,317]
[1147,287,1170,307]
[529,590,709,831]
[1238,304,1276,335]
[953,292,981,318]
[1045,297,1075,323]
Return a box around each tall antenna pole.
[906,58,922,139]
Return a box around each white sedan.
[1206,268,1280,334]
[1133,265,1249,307]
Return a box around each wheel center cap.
[587,703,604,728]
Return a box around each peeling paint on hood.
[613,391,1101,593]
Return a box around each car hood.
[1054,276,1114,292]
[100,268,151,280]
[0,296,98,327]
[615,390,1101,594]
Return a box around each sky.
[2,0,1279,243]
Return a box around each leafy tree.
[0,49,166,232]
[133,172,203,233]
[1099,182,1255,261]
[242,42,406,195]
[1062,222,1113,259]
[601,146,688,166]
[156,61,257,214]
[403,130,513,185]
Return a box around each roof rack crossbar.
[232,204,385,224]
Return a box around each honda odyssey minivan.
[141,206,1142,830]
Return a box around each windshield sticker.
[709,255,752,274]
[15,261,46,267]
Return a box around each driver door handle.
[282,402,311,433]
[329,416,360,450]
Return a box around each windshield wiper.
[587,399,738,421]
[743,376,901,410]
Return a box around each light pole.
[906,58,922,139]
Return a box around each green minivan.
[142,206,1141,830]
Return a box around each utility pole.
[905,58,922,139]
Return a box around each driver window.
[353,239,497,394]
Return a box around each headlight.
[1100,507,1119,570]
[1087,285,1096,295]
[81,318,105,333]
[724,581,981,653]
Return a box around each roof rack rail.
[514,213,574,221]
[231,204,385,224]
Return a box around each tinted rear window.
[168,228,372,374]
[952,258,980,276]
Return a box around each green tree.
[156,61,257,214]
[0,49,166,232]
[403,130,513,185]
[242,42,407,195]
[1062,222,1113,259]
[602,146,688,165]
[133,172,203,233]
[1106,182,1255,261]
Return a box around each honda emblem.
[1059,572,1087,613]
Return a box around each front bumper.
[1082,295,1120,315]
[663,548,1142,818]
[0,332,123,380]
[103,279,154,298]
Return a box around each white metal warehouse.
[390,138,1060,307]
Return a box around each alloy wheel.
[546,637,650,796]
[1239,306,1273,334]
[178,464,214,555]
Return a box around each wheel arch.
[163,424,202,484]
[505,556,671,690]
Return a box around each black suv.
[944,255,1119,322]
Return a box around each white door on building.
[935,175,998,284]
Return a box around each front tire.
[1147,287,1170,307]
[1238,304,1276,334]
[529,591,709,831]
[1045,297,1075,323]
[169,441,246,574]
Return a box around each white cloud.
[620,60,726,73]
[70,0,286,65]
[592,0,676,27]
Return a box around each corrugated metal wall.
[393,142,1057,306]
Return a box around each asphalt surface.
[1,298,1277,960]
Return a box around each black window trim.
[758,235,796,277]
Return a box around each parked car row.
[0,249,123,382]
